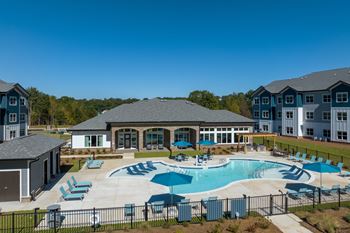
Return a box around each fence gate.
[248,194,286,216]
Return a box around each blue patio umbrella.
[172,141,192,147]
[303,162,341,187]
[197,140,217,146]
[151,171,192,204]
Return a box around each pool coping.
[106,157,314,195]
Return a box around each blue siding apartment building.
[252,68,350,143]
[0,80,29,142]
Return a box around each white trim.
[8,96,17,106]
[0,169,22,201]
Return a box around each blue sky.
[0,0,349,99]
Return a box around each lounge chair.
[292,153,300,162]
[146,161,157,170]
[325,160,332,165]
[201,196,218,209]
[202,154,209,161]
[158,144,164,150]
[208,154,213,160]
[138,163,152,172]
[337,162,344,171]
[132,165,148,173]
[317,157,324,163]
[175,155,184,162]
[321,186,332,195]
[288,190,304,199]
[71,176,92,188]
[340,171,350,177]
[126,167,143,175]
[340,184,350,194]
[330,185,341,195]
[177,202,192,222]
[288,153,295,160]
[86,158,104,169]
[308,155,316,163]
[298,153,307,162]
[151,201,164,214]
[179,199,190,204]
[289,152,300,160]
[67,180,89,193]
[124,204,135,217]
[60,186,84,201]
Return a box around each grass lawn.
[30,130,71,141]
[135,150,201,158]
[0,209,47,232]
[60,158,85,173]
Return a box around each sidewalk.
[268,214,313,233]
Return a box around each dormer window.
[9,97,17,106]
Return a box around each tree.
[188,90,220,109]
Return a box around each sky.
[0,0,349,99]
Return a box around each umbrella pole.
[171,186,173,205]
[320,172,322,188]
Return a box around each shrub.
[344,214,350,223]
[207,224,223,233]
[175,229,184,233]
[307,215,340,233]
[255,217,271,229]
[181,221,189,227]
[138,222,150,231]
[162,221,171,229]
[245,223,257,233]
[226,223,240,233]
[104,226,114,233]
[218,218,225,223]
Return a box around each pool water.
[109,159,310,194]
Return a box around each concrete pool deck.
[1,151,349,212]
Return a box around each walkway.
[269,214,313,233]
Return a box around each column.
[138,129,144,151]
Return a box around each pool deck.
[1,152,349,212]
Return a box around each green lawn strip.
[288,201,350,213]
[60,159,86,173]
[0,209,47,232]
[31,130,71,141]
[135,150,201,158]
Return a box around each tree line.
[28,87,254,126]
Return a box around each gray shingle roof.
[0,80,29,96]
[0,134,66,160]
[70,99,254,130]
[263,67,350,94]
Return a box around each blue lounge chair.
[340,171,350,177]
[126,166,144,175]
[151,201,164,214]
[288,153,295,160]
[341,184,350,194]
[175,155,184,162]
[203,154,209,161]
[317,157,323,163]
[87,158,104,169]
[293,153,300,161]
[132,165,148,173]
[71,176,92,188]
[290,152,300,160]
[308,155,316,163]
[179,199,190,204]
[138,163,152,172]
[60,186,84,201]
[325,160,332,165]
[124,204,135,217]
[177,202,192,222]
[337,162,344,171]
[67,180,89,193]
[146,161,157,170]
[288,190,304,199]
[299,153,307,162]
[321,186,332,195]
[330,185,341,195]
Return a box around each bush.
[306,215,340,233]
[344,214,350,223]
[245,223,257,233]
[181,222,189,227]
[255,217,271,229]
[138,222,150,231]
[207,224,223,233]
[226,222,240,233]
[218,218,225,223]
[162,221,171,229]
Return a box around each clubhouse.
[69,99,255,152]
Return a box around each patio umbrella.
[303,162,340,187]
[198,140,217,154]
[151,171,192,205]
[172,141,192,147]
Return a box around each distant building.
[0,80,29,142]
[252,68,350,143]
[69,99,255,151]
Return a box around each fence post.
[200,201,203,221]
[338,188,341,207]
[130,206,133,229]
[296,146,298,153]
[12,212,15,233]
[327,153,330,160]
[306,148,308,154]
[341,156,344,163]
[166,204,169,222]
[53,211,57,233]
[284,195,288,214]
[313,190,315,208]
[269,195,273,215]
[144,202,148,221]
[93,207,96,232]
[318,187,321,204]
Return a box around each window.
[254,111,259,118]
[278,126,282,133]
[20,97,26,106]
[262,97,269,105]
[20,129,25,136]
[84,135,103,147]
[286,127,294,135]
[306,128,314,136]
[323,129,331,138]
[322,111,331,121]
[286,111,293,119]
[262,111,269,119]
[277,111,282,119]
[305,111,314,120]
[337,131,348,141]
[9,97,17,106]
[262,125,269,132]
[20,113,26,122]
[337,112,348,121]
[323,94,331,103]
[9,113,17,123]
[9,130,16,139]
[277,96,282,104]
[216,132,232,144]
[336,92,348,103]
[254,97,260,105]
[285,95,294,104]
[305,95,314,104]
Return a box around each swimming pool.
[109,159,311,194]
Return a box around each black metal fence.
[262,138,350,168]
[1,188,350,233]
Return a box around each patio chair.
[206,199,223,221]
[298,153,307,162]
[340,171,350,177]
[126,166,144,175]
[289,152,300,160]
[151,201,164,214]
[138,163,152,172]
[288,153,295,160]
[146,161,157,170]
[132,165,148,173]
[202,154,209,161]
[177,202,192,222]
[321,186,332,195]
[287,190,305,199]
[87,159,104,169]
[67,180,89,193]
[330,185,341,195]
[175,155,184,162]
[340,184,350,194]
[60,186,84,201]
[325,160,332,165]
[308,155,316,163]
[146,144,152,150]
[337,162,344,171]
[124,204,135,217]
[71,176,92,188]
[292,153,300,162]
[317,157,323,163]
